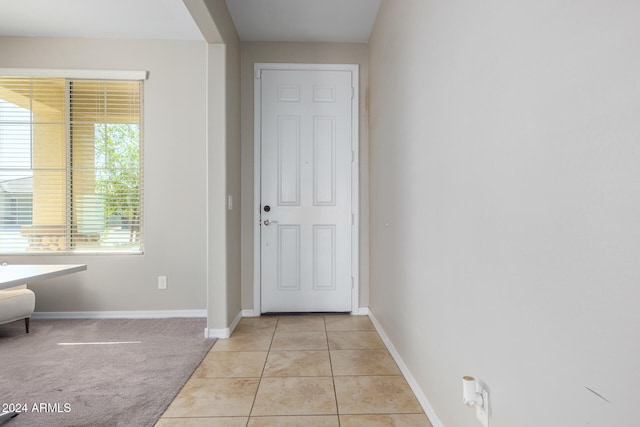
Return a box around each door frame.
[253,63,360,314]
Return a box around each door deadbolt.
[264,205,271,212]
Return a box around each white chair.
[0,285,35,333]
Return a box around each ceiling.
[0,0,203,41]
[226,0,382,43]
[0,0,382,43]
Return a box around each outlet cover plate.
[476,387,489,427]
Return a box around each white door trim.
[253,63,359,314]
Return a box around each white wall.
[0,37,208,313]
[224,30,242,328]
[189,0,242,331]
[369,1,640,426]
[240,42,370,311]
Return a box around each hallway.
[157,315,433,426]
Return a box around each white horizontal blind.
[0,77,143,254]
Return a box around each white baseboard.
[32,310,207,320]
[229,310,242,335]
[368,310,445,427]
[354,307,370,315]
[242,309,260,317]
[205,310,243,339]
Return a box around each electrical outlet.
[477,387,489,427]
[158,276,168,290]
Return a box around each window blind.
[0,77,143,254]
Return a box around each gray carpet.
[0,318,215,427]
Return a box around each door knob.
[263,219,278,226]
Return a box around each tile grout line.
[246,316,279,424]
[324,315,342,426]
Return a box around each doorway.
[254,63,359,313]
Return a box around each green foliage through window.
[94,123,141,245]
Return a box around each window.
[0,75,143,254]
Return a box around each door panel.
[260,69,353,312]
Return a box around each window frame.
[0,69,147,255]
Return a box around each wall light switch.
[158,276,168,290]
[228,195,233,211]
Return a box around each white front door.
[258,66,356,313]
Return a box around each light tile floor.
[156,315,433,427]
